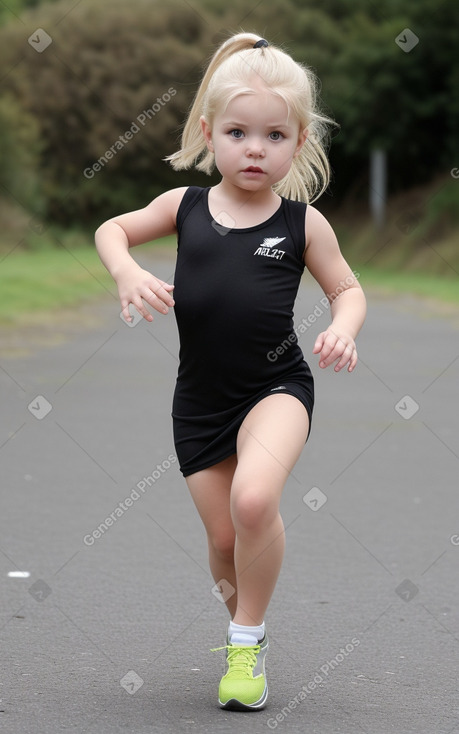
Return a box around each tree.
[322,0,459,196]
[0,0,456,224]
[0,0,217,223]
[0,93,43,214]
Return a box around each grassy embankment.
[0,175,457,327]
[1,236,457,329]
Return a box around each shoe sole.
[219,684,268,711]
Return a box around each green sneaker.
[212,634,269,710]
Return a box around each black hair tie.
[253,39,268,48]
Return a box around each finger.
[150,279,175,307]
[315,334,337,361]
[334,344,354,372]
[120,300,132,323]
[312,333,325,354]
[157,279,175,293]
[131,297,154,322]
[348,348,358,372]
[142,289,171,315]
[321,337,352,369]
[318,337,340,366]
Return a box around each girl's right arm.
[95,187,187,323]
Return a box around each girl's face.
[201,85,307,193]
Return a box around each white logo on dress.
[253,237,286,261]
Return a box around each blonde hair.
[165,32,336,203]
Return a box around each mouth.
[243,166,264,173]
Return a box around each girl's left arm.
[304,206,367,373]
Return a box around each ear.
[294,127,308,158]
[200,115,214,153]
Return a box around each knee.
[231,484,278,532]
[208,528,235,561]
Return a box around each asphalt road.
[1,250,459,734]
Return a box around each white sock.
[228,620,265,646]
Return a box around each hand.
[116,264,175,323]
[313,327,358,373]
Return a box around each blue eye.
[269,131,283,141]
[230,129,244,139]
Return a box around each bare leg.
[185,394,309,626]
[185,455,238,617]
[231,394,309,626]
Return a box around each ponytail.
[165,33,262,173]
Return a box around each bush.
[0,0,217,225]
[0,0,457,229]
[0,93,43,214]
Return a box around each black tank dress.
[171,186,314,477]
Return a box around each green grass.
[0,244,116,325]
[0,239,457,328]
[356,265,459,304]
[0,236,178,326]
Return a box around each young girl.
[95,32,366,711]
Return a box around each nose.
[246,136,265,158]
